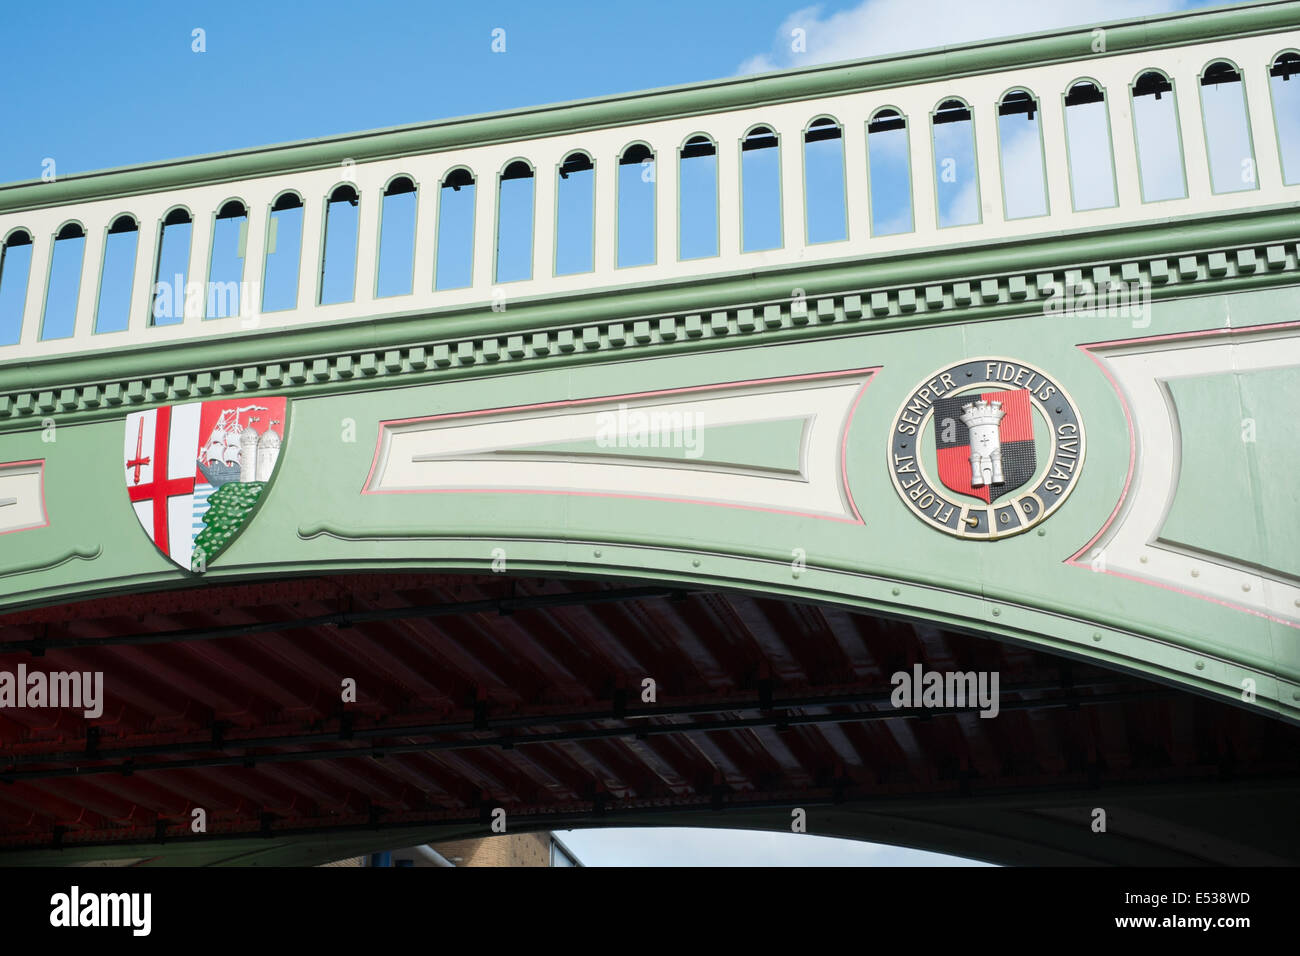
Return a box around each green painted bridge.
[0,2,1299,865]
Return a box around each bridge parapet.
[0,3,1297,376]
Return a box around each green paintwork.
[505,418,806,474]
[1161,366,1300,578]
[0,2,1296,214]
[3,281,1299,726]
[1,0,1298,734]
[2,204,1296,404]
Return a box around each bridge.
[1,1,1299,865]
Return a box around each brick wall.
[432,832,552,867]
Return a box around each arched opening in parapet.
[320,183,360,305]
[740,124,781,253]
[206,200,247,320]
[1131,70,1188,203]
[377,175,417,299]
[803,116,847,244]
[2,570,1296,866]
[866,107,913,237]
[555,151,595,276]
[678,134,718,261]
[1270,51,1300,185]
[931,98,980,228]
[262,190,304,312]
[435,167,476,291]
[996,88,1048,220]
[0,228,33,347]
[495,160,536,283]
[41,221,87,341]
[1063,80,1117,211]
[151,207,193,327]
[617,142,656,268]
[1199,60,1257,195]
[94,214,139,334]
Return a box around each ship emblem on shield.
[122,398,289,570]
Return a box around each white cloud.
[738,0,1194,75]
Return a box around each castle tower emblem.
[256,420,282,483]
[960,399,1006,487]
[891,359,1085,540]
[238,418,261,484]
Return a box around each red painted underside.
[0,573,1296,852]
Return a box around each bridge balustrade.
[0,32,1296,365]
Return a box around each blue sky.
[0,0,1249,185]
[0,0,813,183]
[0,0,1265,864]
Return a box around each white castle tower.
[960,399,1006,487]
[255,421,281,482]
[239,421,261,483]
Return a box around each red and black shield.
[933,388,1035,503]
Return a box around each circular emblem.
[888,358,1085,539]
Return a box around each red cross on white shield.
[122,404,200,568]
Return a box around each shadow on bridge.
[1,571,1297,866]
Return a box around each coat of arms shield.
[122,398,288,570]
[932,388,1036,503]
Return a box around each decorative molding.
[1072,321,1300,628]
[273,531,1300,723]
[362,369,874,523]
[0,544,101,580]
[0,234,1295,433]
[0,459,47,535]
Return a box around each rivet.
[1190,568,1199,577]
[891,587,900,597]
[692,559,700,568]
[1139,555,1148,563]
[991,608,1001,617]
[1092,633,1102,642]
[1194,659,1205,670]
[593,549,602,558]
[1241,583,1251,592]
[1037,529,1046,536]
